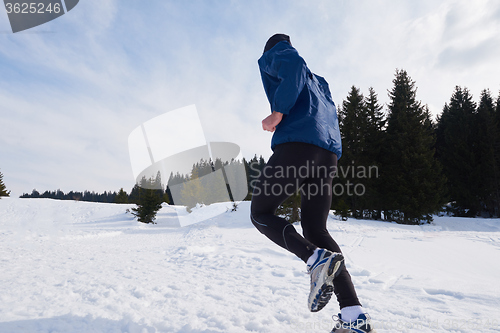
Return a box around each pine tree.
[496,90,500,122]
[209,158,235,204]
[381,69,446,224]
[365,87,386,147]
[243,155,266,201]
[336,86,385,219]
[436,87,480,216]
[166,171,188,204]
[115,188,129,203]
[179,168,207,210]
[130,176,163,224]
[245,155,266,201]
[363,87,385,219]
[218,158,248,202]
[21,189,40,198]
[0,170,10,197]
[337,86,368,218]
[496,91,500,211]
[474,89,499,216]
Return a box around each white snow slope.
[1,198,499,333]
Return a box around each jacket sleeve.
[267,49,307,115]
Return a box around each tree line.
[11,68,500,224]
[20,189,121,202]
[335,69,500,223]
[18,156,267,205]
[18,157,267,224]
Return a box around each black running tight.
[250,142,361,309]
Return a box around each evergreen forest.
[17,69,500,224]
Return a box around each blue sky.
[1,0,500,197]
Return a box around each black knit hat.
[263,33,291,53]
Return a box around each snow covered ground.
[0,198,499,333]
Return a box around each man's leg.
[250,143,316,262]
[300,152,361,309]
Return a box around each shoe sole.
[310,253,345,312]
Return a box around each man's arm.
[262,111,283,132]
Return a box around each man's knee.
[250,212,267,234]
[303,229,333,247]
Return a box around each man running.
[250,33,375,333]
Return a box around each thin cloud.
[1,0,500,196]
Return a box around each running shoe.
[307,249,345,312]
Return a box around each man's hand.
[262,111,283,132]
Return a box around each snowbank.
[0,198,499,332]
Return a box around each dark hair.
[263,33,291,53]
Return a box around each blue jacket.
[258,41,342,159]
